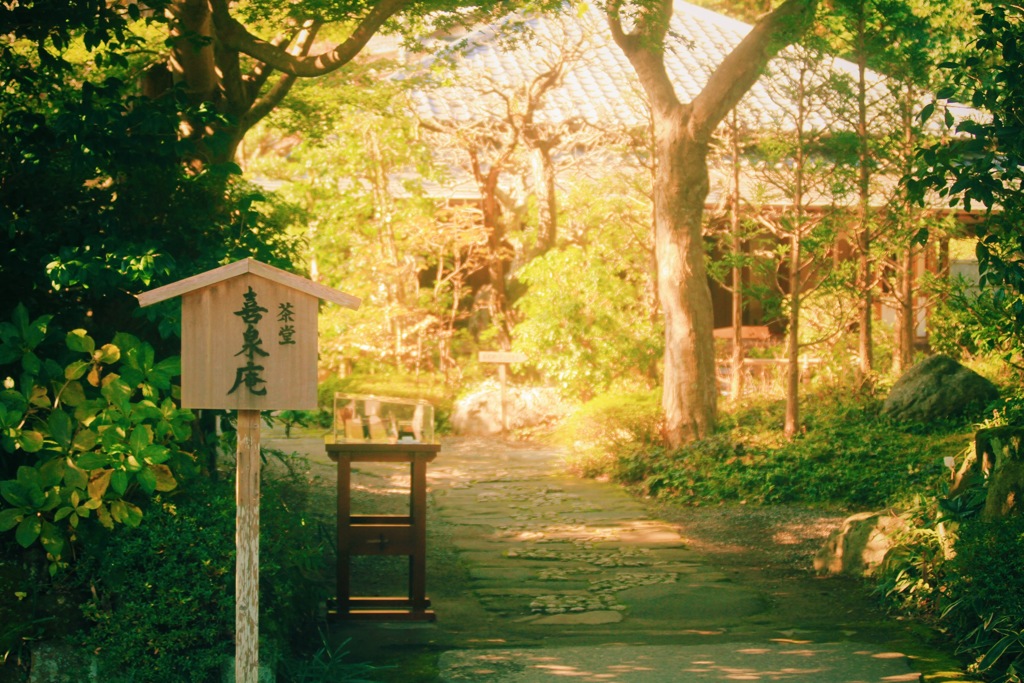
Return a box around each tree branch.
[243,20,321,131]
[606,0,679,118]
[211,0,410,77]
[691,0,818,142]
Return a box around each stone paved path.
[272,435,969,682]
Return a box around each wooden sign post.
[138,259,359,683]
[478,351,526,433]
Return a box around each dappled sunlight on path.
[264,433,957,682]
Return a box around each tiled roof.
[408,1,890,133]
[406,1,985,135]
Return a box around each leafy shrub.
[0,305,195,573]
[610,392,966,509]
[78,464,336,682]
[553,390,662,477]
[512,246,661,401]
[944,515,1024,681]
[78,477,235,682]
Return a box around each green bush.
[609,392,967,509]
[0,305,196,573]
[77,465,336,682]
[944,515,1024,681]
[553,390,661,477]
[78,478,235,682]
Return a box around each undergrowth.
[561,389,972,510]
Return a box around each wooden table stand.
[326,442,440,621]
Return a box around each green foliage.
[78,478,234,682]
[78,463,337,682]
[0,305,195,573]
[554,390,662,477]
[514,246,660,401]
[943,515,1024,681]
[607,391,965,509]
[910,3,1024,361]
[280,634,388,683]
[0,30,301,343]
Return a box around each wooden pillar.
[236,409,261,683]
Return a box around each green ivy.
[0,304,195,573]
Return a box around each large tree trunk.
[607,0,818,448]
[655,121,719,444]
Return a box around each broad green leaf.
[0,481,32,508]
[94,343,120,365]
[978,633,1017,672]
[53,506,74,522]
[123,502,142,527]
[47,411,73,450]
[38,457,64,488]
[64,360,91,381]
[141,444,170,464]
[0,507,24,531]
[15,515,41,548]
[75,452,109,470]
[128,426,152,455]
[129,401,162,423]
[111,469,128,496]
[64,459,88,489]
[28,385,48,408]
[18,431,44,453]
[22,351,41,375]
[71,429,99,452]
[137,466,157,495]
[66,329,95,354]
[60,380,86,407]
[39,521,64,558]
[101,376,133,406]
[96,504,113,529]
[88,469,112,500]
[152,464,177,492]
[109,500,127,524]
[75,399,105,424]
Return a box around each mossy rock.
[882,355,998,423]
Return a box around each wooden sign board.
[181,274,317,410]
[479,351,527,364]
[138,258,360,411]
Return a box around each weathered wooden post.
[138,259,359,683]
[478,351,526,433]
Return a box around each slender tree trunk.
[482,169,511,348]
[532,143,558,255]
[854,1,875,381]
[785,232,802,438]
[729,121,745,400]
[892,247,916,375]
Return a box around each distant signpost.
[138,258,359,683]
[478,351,527,433]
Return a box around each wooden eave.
[136,258,361,310]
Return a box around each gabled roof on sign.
[136,258,361,310]
[407,0,973,135]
